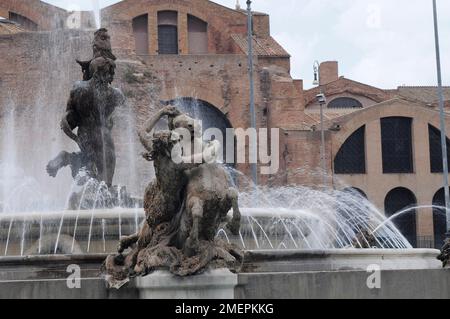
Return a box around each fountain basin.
[0,248,448,299]
[242,249,442,273]
[0,208,321,256]
[0,249,441,281]
[0,204,411,257]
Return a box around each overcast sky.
[42,0,450,89]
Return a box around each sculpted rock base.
[103,218,243,288]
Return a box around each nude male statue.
[46,56,124,187]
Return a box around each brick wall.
[0,0,307,190]
[0,0,68,30]
[101,0,262,57]
[283,130,332,187]
[319,61,338,86]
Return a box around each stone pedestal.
[134,269,238,299]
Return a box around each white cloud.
[44,0,450,88]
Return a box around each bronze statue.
[76,28,117,81]
[103,107,242,286]
[438,239,450,267]
[47,29,123,189]
[352,229,377,249]
[177,163,241,257]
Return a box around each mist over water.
[0,157,414,255]
[93,0,101,29]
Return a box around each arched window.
[132,14,149,55]
[158,11,178,54]
[381,117,413,174]
[432,188,447,249]
[384,187,417,247]
[428,125,450,173]
[342,187,367,199]
[327,97,363,109]
[188,15,207,54]
[334,126,366,174]
[9,12,37,31]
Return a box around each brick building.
[1,0,450,248]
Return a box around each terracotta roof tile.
[304,111,352,125]
[304,77,392,107]
[396,86,450,104]
[231,34,290,57]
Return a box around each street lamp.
[247,0,258,188]
[314,61,327,186]
[432,0,450,241]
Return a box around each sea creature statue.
[103,106,243,287]
[438,238,450,267]
[46,29,126,209]
[352,229,377,249]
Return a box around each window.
[9,12,37,31]
[381,117,413,174]
[432,189,447,249]
[428,125,450,173]
[188,15,208,54]
[132,14,148,55]
[334,126,366,174]
[158,11,178,54]
[328,97,363,109]
[384,187,417,247]
[342,187,367,199]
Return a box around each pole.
[432,0,450,237]
[320,97,326,186]
[315,61,327,186]
[247,0,258,187]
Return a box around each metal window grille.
[384,188,417,247]
[381,117,413,174]
[327,97,363,109]
[334,126,366,174]
[428,125,450,173]
[158,25,178,54]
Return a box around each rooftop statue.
[103,106,243,287]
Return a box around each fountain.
[0,27,448,300]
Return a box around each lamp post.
[313,61,327,186]
[432,0,450,239]
[247,0,258,188]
